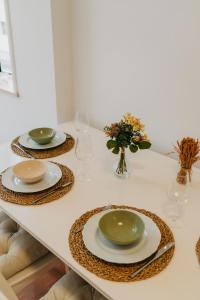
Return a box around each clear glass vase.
[114,148,129,178]
[176,167,191,185]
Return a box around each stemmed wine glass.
[163,181,187,228]
[74,111,90,133]
[75,131,94,181]
[162,198,184,228]
[167,179,190,204]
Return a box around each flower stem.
[116,147,127,175]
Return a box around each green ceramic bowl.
[29,128,56,145]
[99,210,145,245]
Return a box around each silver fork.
[13,143,34,159]
[75,204,113,233]
[31,181,73,205]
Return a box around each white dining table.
[0,122,199,300]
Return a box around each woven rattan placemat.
[196,238,200,264]
[0,162,74,205]
[69,205,175,282]
[11,134,75,159]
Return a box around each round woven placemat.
[196,238,200,264]
[11,134,75,159]
[0,162,74,205]
[69,205,175,282]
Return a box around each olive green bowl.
[29,128,56,145]
[99,210,145,246]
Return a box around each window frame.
[0,0,19,96]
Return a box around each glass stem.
[116,148,127,175]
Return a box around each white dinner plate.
[18,131,66,150]
[2,162,62,193]
[82,209,161,264]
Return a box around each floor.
[17,261,66,300]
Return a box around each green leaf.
[118,133,127,140]
[112,146,120,154]
[107,140,117,149]
[129,144,138,153]
[116,132,131,148]
[138,141,151,149]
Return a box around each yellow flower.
[123,113,144,131]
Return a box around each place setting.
[0,159,74,205]
[69,205,175,282]
[11,127,75,159]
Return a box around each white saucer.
[2,162,62,193]
[18,131,67,150]
[82,209,161,264]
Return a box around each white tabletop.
[0,122,200,300]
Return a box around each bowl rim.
[28,127,56,139]
[13,160,46,181]
[98,209,145,244]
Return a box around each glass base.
[113,161,129,179]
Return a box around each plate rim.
[82,208,161,264]
[18,131,66,150]
[2,161,62,193]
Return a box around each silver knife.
[128,242,175,279]
[31,181,73,204]
[13,143,34,159]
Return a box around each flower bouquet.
[104,113,151,177]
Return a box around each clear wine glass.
[162,199,184,228]
[75,131,93,181]
[168,180,190,204]
[74,111,90,132]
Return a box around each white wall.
[0,0,58,143]
[72,0,200,154]
[51,0,74,123]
